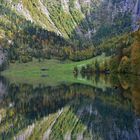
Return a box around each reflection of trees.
[0,83,96,139]
[5,84,95,117]
[118,75,140,116]
[0,76,8,104]
[72,98,136,140]
[49,92,138,140]
[131,78,140,116]
[0,76,140,139]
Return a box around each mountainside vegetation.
[0,0,140,75]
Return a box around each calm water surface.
[0,74,140,140]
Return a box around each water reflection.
[0,75,140,140]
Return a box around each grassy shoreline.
[1,58,94,85]
[1,55,110,85]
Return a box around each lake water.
[0,74,140,140]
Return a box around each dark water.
[0,75,140,140]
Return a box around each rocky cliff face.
[1,0,140,42]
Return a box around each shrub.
[73,66,78,75]
[80,66,86,74]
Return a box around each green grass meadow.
[2,55,110,85]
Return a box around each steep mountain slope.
[0,4,70,64]
[0,3,95,68]
[2,0,140,42]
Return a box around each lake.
[0,74,140,140]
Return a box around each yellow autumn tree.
[118,56,131,73]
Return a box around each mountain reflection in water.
[0,74,140,140]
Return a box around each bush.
[73,66,78,75]
[80,66,86,74]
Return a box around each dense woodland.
[74,29,140,76]
[0,4,95,66]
